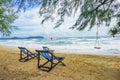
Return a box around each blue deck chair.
[36,50,65,72]
[42,46,54,52]
[18,47,37,62]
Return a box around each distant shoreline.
[0,36,44,39]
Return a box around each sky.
[2,7,112,38]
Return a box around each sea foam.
[0,36,120,55]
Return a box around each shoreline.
[56,49,120,57]
[1,45,120,57]
[0,36,119,57]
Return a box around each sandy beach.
[0,46,120,80]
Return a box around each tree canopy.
[12,0,120,37]
[0,0,17,36]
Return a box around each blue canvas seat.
[36,50,65,72]
[18,47,37,62]
[42,46,54,52]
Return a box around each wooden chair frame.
[42,46,54,52]
[36,50,65,72]
[18,47,37,62]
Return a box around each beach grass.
[0,46,120,80]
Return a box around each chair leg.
[38,59,55,72]
[41,60,50,67]
[50,60,64,69]
[20,51,22,60]
[50,60,53,70]
[60,61,66,66]
[19,55,34,62]
[37,56,65,72]
[38,61,49,71]
[37,54,40,68]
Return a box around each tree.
[108,22,120,37]
[0,0,17,36]
[12,0,120,37]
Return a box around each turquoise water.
[0,36,120,54]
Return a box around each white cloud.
[7,7,111,37]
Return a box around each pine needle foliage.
[0,0,17,36]
[12,0,120,36]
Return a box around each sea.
[0,36,120,55]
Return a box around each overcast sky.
[3,7,112,38]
